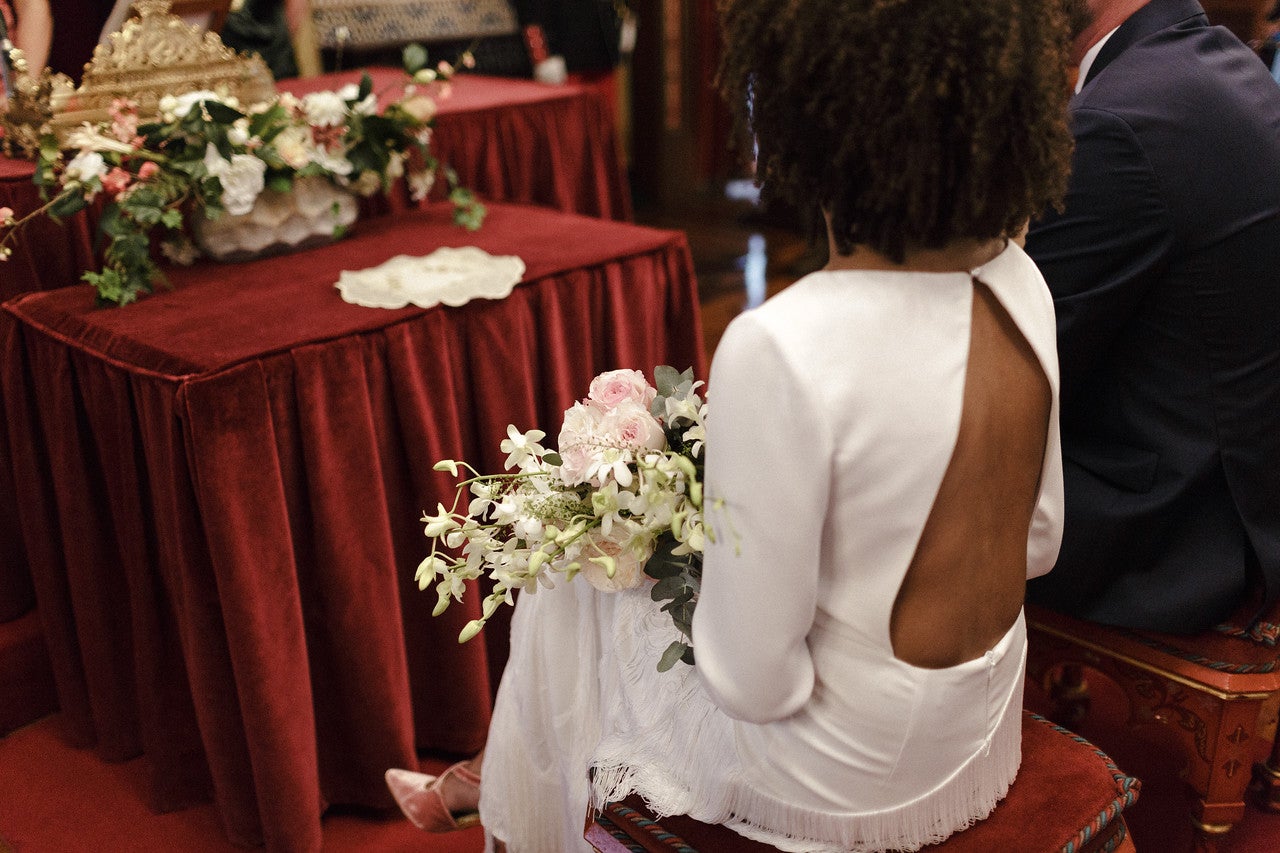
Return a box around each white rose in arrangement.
[272,125,312,170]
[227,120,251,147]
[557,400,605,485]
[63,150,108,184]
[301,90,348,127]
[203,145,267,216]
[172,90,221,119]
[309,146,354,177]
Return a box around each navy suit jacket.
[1025,0,1280,632]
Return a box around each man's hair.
[719,0,1076,262]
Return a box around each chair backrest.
[307,0,518,50]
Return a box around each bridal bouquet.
[418,366,708,671]
[0,46,484,306]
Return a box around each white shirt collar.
[1076,26,1121,94]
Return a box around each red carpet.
[0,715,483,852]
[4,691,1280,851]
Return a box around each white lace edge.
[589,636,1026,853]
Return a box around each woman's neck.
[824,237,1007,274]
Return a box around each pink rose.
[600,400,665,452]
[579,530,647,592]
[101,167,132,197]
[137,162,159,181]
[588,369,656,410]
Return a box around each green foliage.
[403,43,430,76]
[2,51,485,306]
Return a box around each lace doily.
[335,246,527,309]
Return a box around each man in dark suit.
[1025,0,1280,632]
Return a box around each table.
[0,71,630,299]
[0,157,96,303]
[0,203,704,851]
[279,70,632,222]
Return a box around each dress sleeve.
[691,312,830,724]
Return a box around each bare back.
[890,281,1052,668]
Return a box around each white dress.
[479,242,1063,852]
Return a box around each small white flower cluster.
[416,367,709,645]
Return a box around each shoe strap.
[442,760,482,788]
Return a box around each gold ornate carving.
[0,50,55,158]
[2,1,275,155]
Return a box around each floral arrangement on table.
[0,45,486,306]
[418,366,710,671]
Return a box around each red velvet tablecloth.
[279,70,632,222]
[0,156,95,303]
[0,203,703,851]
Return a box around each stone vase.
[191,176,359,263]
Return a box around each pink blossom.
[0,206,14,225]
[579,530,647,592]
[600,400,666,452]
[109,98,140,143]
[101,167,133,197]
[137,161,159,180]
[588,369,656,409]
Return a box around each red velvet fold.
[0,71,631,629]
[0,156,97,302]
[0,203,704,851]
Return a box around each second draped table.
[279,70,632,221]
[2,202,703,851]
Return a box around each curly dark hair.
[719,0,1075,262]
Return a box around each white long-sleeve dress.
[478,241,1063,852]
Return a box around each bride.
[388,0,1075,850]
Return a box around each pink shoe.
[385,762,481,832]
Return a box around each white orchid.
[418,367,709,669]
[501,425,546,469]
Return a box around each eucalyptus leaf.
[203,100,245,125]
[650,574,687,602]
[542,451,563,467]
[657,640,690,672]
[403,43,429,75]
[47,191,87,220]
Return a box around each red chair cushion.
[587,711,1139,853]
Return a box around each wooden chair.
[585,711,1140,853]
[1026,601,1280,849]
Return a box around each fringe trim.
[590,595,1025,853]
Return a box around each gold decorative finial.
[2,0,276,155]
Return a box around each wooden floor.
[634,186,824,365]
